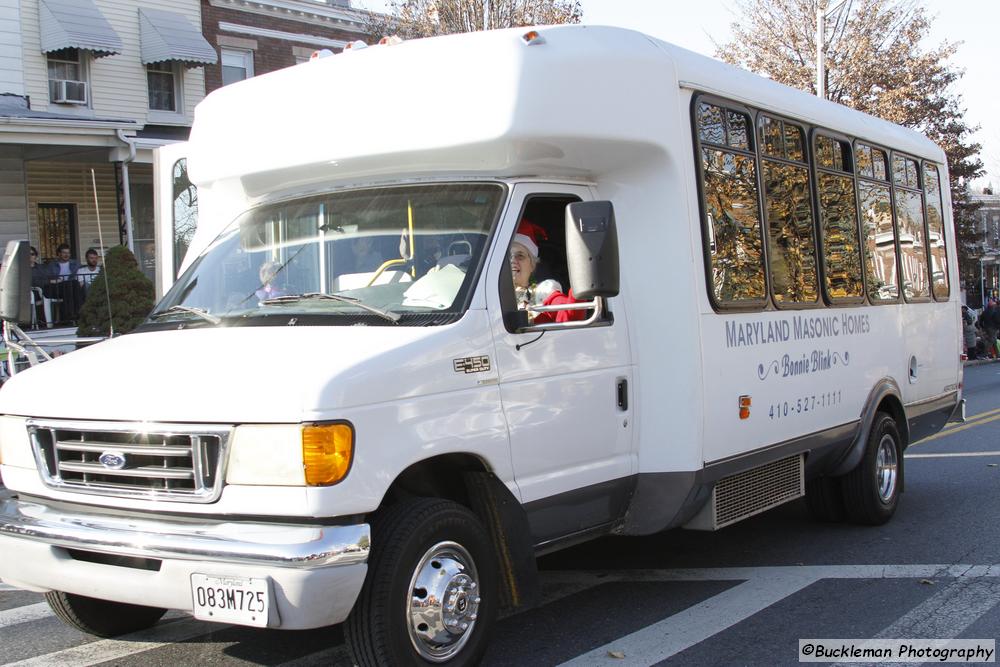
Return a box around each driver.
[510,221,584,325]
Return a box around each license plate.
[191,574,270,627]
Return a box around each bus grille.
[28,420,231,503]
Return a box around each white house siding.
[0,146,28,247]
[0,0,25,95]
[20,0,205,123]
[26,161,120,260]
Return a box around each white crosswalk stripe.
[836,577,1000,667]
[558,571,818,666]
[0,603,50,629]
[2,564,999,666]
[6,618,232,667]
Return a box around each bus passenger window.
[859,180,898,301]
[697,100,765,307]
[815,135,863,301]
[924,164,950,300]
[702,149,765,304]
[857,143,898,302]
[759,116,817,306]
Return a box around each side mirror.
[565,201,619,299]
[0,240,31,325]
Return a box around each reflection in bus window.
[924,164,949,300]
[764,160,818,305]
[818,171,863,300]
[896,187,929,299]
[172,158,198,279]
[701,148,765,303]
[697,103,725,145]
[859,180,898,301]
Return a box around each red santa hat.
[512,219,547,260]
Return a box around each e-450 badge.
[453,356,491,374]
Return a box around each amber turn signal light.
[739,395,751,420]
[302,422,354,486]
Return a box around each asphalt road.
[2,365,999,666]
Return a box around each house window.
[147,62,179,112]
[221,48,253,85]
[47,48,87,105]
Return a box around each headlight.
[302,422,354,486]
[226,422,354,486]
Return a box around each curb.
[964,357,1000,367]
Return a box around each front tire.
[841,412,902,525]
[346,498,498,666]
[45,591,166,637]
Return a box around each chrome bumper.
[0,496,369,569]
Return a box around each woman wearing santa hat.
[510,220,585,325]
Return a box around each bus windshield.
[146,183,504,328]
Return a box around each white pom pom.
[533,279,562,304]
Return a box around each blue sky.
[354,0,999,187]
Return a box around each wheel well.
[379,454,491,512]
[376,456,541,613]
[877,395,909,448]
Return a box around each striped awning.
[39,0,123,58]
[139,8,218,67]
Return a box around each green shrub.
[76,246,155,337]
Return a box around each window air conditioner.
[50,79,87,104]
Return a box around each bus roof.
[188,24,944,195]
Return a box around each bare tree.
[364,0,581,40]
[716,0,983,293]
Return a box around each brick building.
[200,0,373,94]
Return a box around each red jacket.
[533,289,586,324]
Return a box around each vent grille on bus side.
[686,454,804,530]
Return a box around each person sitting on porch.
[75,248,101,293]
[29,247,46,289]
[46,244,78,283]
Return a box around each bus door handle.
[616,378,628,411]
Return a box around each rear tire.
[805,475,845,522]
[345,498,498,666]
[45,591,166,637]
[840,412,902,525]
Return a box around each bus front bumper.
[0,496,370,629]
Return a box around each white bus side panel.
[700,302,957,464]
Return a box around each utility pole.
[816,0,848,99]
[816,1,825,99]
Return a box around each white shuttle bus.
[0,26,962,666]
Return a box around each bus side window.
[815,134,864,302]
[696,100,766,307]
[892,153,930,300]
[924,163,950,300]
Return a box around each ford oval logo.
[98,451,127,470]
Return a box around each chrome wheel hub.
[407,541,481,662]
[876,434,899,502]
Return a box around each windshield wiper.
[149,305,221,325]
[261,292,401,324]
